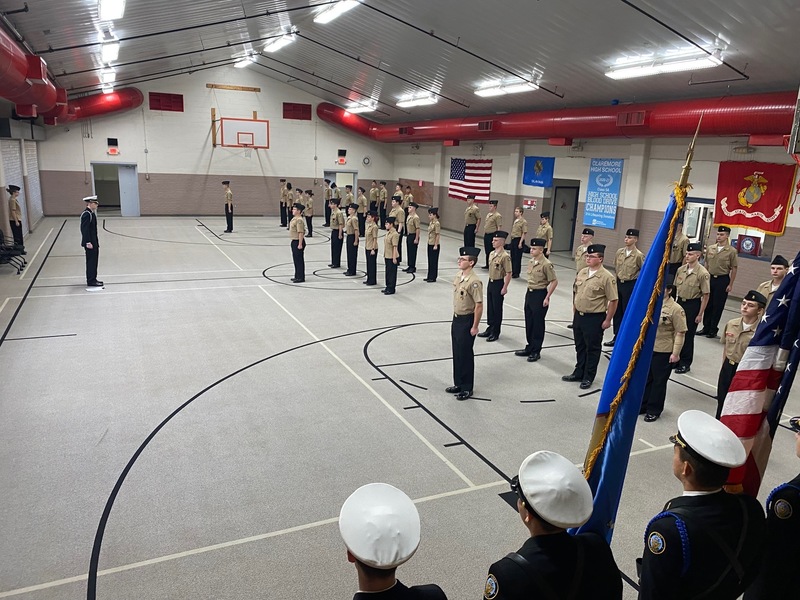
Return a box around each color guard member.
[303,189,314,237]
[674,243,710,374]
[356,186,368,236]
[389,195,405,263]
[464,194,481,247]
[509,207,528,278]
[446,247,482,400]
[716,290,766,419]
[482,200,502,269]
[339,483,447,600]
[515,238,558,362]
[755,254,789,305]
[323,179,332,226]
[379,181,389,228]
[382,216,400,295]
[363,210,379,286]
[478,231,511,342]
[329,197,345,268]
[698,225,738,338]
[403,202,421,274]
[638,410,766,600]
[222,180,234,233]
[535,211,553,258]
[668,221,689,277]
[279,178,288,227]
[563,244,618,389]
[484,451,622,600]
[639,283,687,422]
[424,207,441,283]
[289,202,305,283]
[80,195,103,290]
[344,203,360,276]
[606,228,644,347]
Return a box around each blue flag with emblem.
[522,156,555,187]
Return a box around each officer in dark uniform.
[339,483,447,600]
[483,451,622,600]
[80,196,103,290]
[745,415,800,600]
[446,247,483,400]
[638,410,766,600]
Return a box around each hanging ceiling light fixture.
[100,67,116,83]
[314,1,360,24]
[605,48,723,80]
[474,78,540,97]
[396,93,438,108]
[263,29,297,53]
[234,55,256,68]
[101,84,114,94]
[98,0,126,21]
[345,100,377,114]
[101,40,120,63]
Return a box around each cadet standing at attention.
[363,210,379,286]
[344,203,360,276]
[424,207,441,283]
[369,180,379,213]
[80,195,104,290]
[279,178,288,227]
[515,238,558,362]
[668,220,689,277]
[446,247,482,400]
[356,186,368,236]
[328,197,345,269]
[379,181,389,228]
[673,243,709,374]
[323,179,332,227]
[569,227,595,329]
[463,194,481,247]
[6,184,25,252]
[382,216,400,295]
[222,180,234,233]
[509,207,528,278]
[289,202,306,283]
[563,244,617,389]
[698,225,738,338]
[389,195,405,264]
[479,231,511,342]
[303,189,314,237]
[403,202,421,274]
[344,185,355,213]
[482,200,502,269]
[535,211,553,258]
[756,254,789,305]
[403,185,413,210]
[606,228,644,347]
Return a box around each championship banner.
[522,156,555,187]
[583,158,624,229]
[714,161,797,235]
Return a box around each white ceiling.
[2,0,799,122]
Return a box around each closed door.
[118,164,140,217]
[551,186,579,252]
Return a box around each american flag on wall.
[721,249,800,496]
[448,158,493,202]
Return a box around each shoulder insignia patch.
[774,498,793,520]
[484,574,499,599]
[473,283,479,288]
[647,531,666,554]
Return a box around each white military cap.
[671,410,746,468]
[338,483,420,569]
[83,195,98,202]
[516,451,593,529]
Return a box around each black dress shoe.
[580,380,592,389]
[603,338,616,347]
[328,263,335,267]
[706,333,718,339]
[402,267,411,272]
[486,335,499,342]
[527,352,541,362]
[514,349,531,357]
[567,324,574,329]
[695,329,708,336]
[511,274,519,279]
[343,271,356,276]
[423,278,431,282]
[675,365,690,374]
[291,278,298,282]
[477,329,491,338]
[562,374,581,382]
[293,279,305,283]
[456,390,473,400]
[644,414,660,422]
[425,279,436,283]
[445,386,461,394]
[384,290,395,295]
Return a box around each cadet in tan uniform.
[403,202,421,274]
[356,187,368,237]
[756,254,789,305]
[289,202,306,283]
[389,195,405,263]
[323,179,332,227]
[369,180,379,213]
[285,182,295,228]
[668,221,689,277]
[329,197,345,268]
[425,207,441,282]
[222,180,234,233]
[464,194,481,248]
[344,185,355,210]
[482,200,502,269]
[606,228,645,347]
[510,207,528,278]
[535,212,553,258]
[479,231,512,342]
[382,216,400,295]
[303,189,314,237]
[698,225,738,338]
[574,228,594,272]
[515,238,558,362]
[279,178,288,227]
[674,242,710,374]
[446,247,483,400]
[6,184,25,251]
[403,185,413,210]
[344,204,360,276]
[563,244,618,389]
[639,284,687,422]
[363,210,379,286]
[716,290,766,419]
[379,181,389,228]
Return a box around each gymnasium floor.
[1,216,797,600]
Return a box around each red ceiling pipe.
[48,88,145,124]
[317,92,796,143]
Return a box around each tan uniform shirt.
[526,256,557,290]
[324,187,332,202]
[357,193,368,214]
[330,208,345,230]
[304,196,313,217]
[670,232,689,264]
[289,215,305,240]
[369,187,378,205]
[379,187,388,209]
[721,317,756,363]
[384,228,399,258]
[489,249,512,281]
[484,211,502,234]
[674,264,710,300]
[615,247,645,282]
[333,187,342,200]
[365,222,379,250]
[406,213,420,235]
[704,242,738,276]
[654,297,688,353]
[574,244,589,272]
[573,266,618,313]
[536,223,553,242]
[280,185,288,207]
[465,205,481,225]
[225,189,233,207]
[344,192,354,207]
[453,270,483,316]
[511,217,528,240]
[286,190,294,205]
[345,214,359,236]
[9,196,22,222]
[403,193,413,209]
[389,206,405,232]
[428,220,440,246]
[756,280,778,305]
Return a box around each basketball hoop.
[242,143,253,159]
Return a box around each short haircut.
[679,447,729,488]
[355,559,397,579]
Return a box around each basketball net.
[242,145,252,159]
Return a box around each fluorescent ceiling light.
[263,32,296,53]
[503,81,539,94]
[101,84,114,94]
[234,56,256,68]
[474,78,539,97]
[100,67,116,83]
[98,0,126,21]
[396,94,437,108]
[314,1,359,24]
[101,41,120,63]
[345,100,377,114]
[605,49,722,80]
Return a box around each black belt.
[727,359,738,366]
[617,278,637,284]
[577,311,605,316]
[489,278,505,283]
[527,287,547,292]
[711,274,730,279]
[453,313,473,319]
[677,297,700,303]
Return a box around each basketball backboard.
[220,118,269,148]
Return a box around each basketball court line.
[0,297,10,316]
[259,285,476,488]
[24,282,277,300]
[38,268,255,280]
[195,228,244,270]
[18,228,53,281]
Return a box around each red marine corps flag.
[714,161,797,235]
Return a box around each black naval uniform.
[352,581,447,600]
[744,473,800,599]
[638,491,766,600]
[80,206,100,285]
[484,532,622,600]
